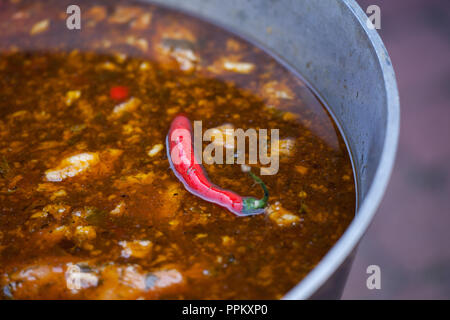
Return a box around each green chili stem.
[247,171,269,208]
[239,171,270,215]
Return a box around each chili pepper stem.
[241,171,269,215]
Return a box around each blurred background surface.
[343,0,450,299]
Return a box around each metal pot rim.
[283,0,400,299]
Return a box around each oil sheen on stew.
[0,0,355,299]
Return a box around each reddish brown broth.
[0,0,355,299]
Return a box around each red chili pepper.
[166,114,268,217]
[110,86,129,101]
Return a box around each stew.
[0,0,356,299]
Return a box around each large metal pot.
[148,0,400,299]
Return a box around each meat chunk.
[118,240,153,259]
[45,152,100,182]
[45,149,123,182]
[222,61,255,73]
[91,265,184,299]
[262,81,295,102]
[159,38,199,71]
[208,56,255,74]
[1,259,186,300]
[146,269,183,289]
[110,201,126,216]
[271,137,296,158]
[266,202,301,227]
[1,258,79,299]
[64,90,81,106]
[147,144,164,157]
[109,97,141,119]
